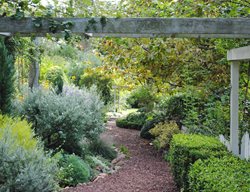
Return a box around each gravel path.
[64,119,177,192]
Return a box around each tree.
[0,37,15,114]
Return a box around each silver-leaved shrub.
[18,85,105,156]
[0,130,59,192]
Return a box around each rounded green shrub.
[116,112,147,130]
[149,121,180,149]
[189,156,250,192]
[58,154,91,187]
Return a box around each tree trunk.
[29,38,40,89]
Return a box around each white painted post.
[230,61,240,155]
[118,88,120,112]
[241,132,250,160]
[114,86,116,113]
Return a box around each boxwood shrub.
[168,134,228,191]
[116,112,147,130]
[189,156,250,192]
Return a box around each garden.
[0,0,250,192]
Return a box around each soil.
[63,119,178,192]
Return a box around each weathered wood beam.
[227,46,250,61]
[1,17,250,38]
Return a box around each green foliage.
[116,112,147,130]
[88,139,117,160]
[168,134,228,191]
[17,86,105,156]
[80,73,113,104]
[84,155,111,177]
[119,145,130,158]
[0,114,37,150]
[126,86,156,112]
[57,154,91,187]
[140,114,164,139]
[0,129,59,192]
[0,37,15,114]
[45,66,65,94]
[149,121,180,149]
[189,157,250,192]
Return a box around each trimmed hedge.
[189,157,250,192]
[168,134,228,191]
[116,112,147,130]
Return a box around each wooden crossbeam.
[227,46,250,61]
[1,17,250,38]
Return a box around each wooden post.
[230,61,240,155]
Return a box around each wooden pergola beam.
[227,46,250,61]
[1,17,250,38]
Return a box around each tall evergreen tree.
[0,37,15,114]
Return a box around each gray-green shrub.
[0,130,59,192]
[17,85,105,156]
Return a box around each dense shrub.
[80,73,113,104]
[140,114,164,139]
[57,154,91,187]
[0,121,58,192]
[189,157,250,192]
[17,85,104,156]
[88,139,117,160]
[139,93,189,139]
[126,86,156,112]
[157,94,187,126]
[45,66,65,94]
[116,112,147,130]
[149,121,180,149]
[0,114,37,150]
[168,134,228,191]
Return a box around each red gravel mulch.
[63,119,178,192]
